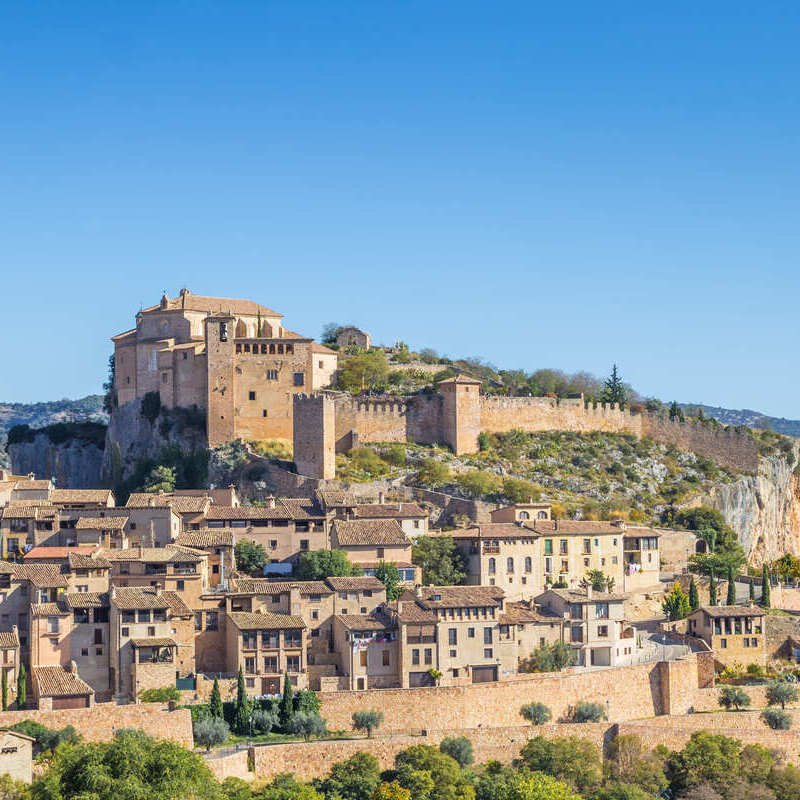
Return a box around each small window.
[382,649,390,666]
[248,391,256,401]
[81,648,89,656]
[219,322,228,341]
[293,372,305,387]
[484,648,493,659]
[121,627,129,637]
[262,409,268,417]
[266,370,278,381]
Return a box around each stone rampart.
[0,703,193,747]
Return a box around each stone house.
[351,500,429,538]
[490,502,551,524]
[0,630,20,705]
[330,614,398,690]
[686,605,766,668]
[0,504,60,555]
[335,326,371,350]
[330,519,412,569]
[0,729,34,784]
[31,664,94,709]
[174,529,234,588]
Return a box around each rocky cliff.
[9,434,104,488]
[710,450,800,566]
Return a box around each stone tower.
[205,314,237,447]
[293,392,336,479]
[439,375,482,455]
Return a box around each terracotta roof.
[175,530,235,548]
[315,490,357,509]
[33,666,93,698]
[12,480,52,491]
[124,493,172,508]
[50,489,114,505]
[532,520,627,535]
[68,552,111,569]
[2,504,57,520]
[500,601,561,625]
[336,614,392,631]
[140,292,283,319]
[166,496,211,514]
[698,605,766,618]
[325,576,385,592]
[204,504,292,521]
[449,523,540,540]
[75,516,128,530]
[162,591,193,616]
[279,497,326,519]
[539,588,627,603]
[0,631,19,649]
[130,637,177,648]
[103,547,203,563]
[23,545,99,560]
[30,602,68,617]
[417,585,505,609]
[228,611,306,631]
[392,592,438,623]
[353,503,427,519]
[63,592,108,609]
[332,519,409,547]
[12,564,68,588]
[110,587,171,610]
[437,374,482,385]
[230,579,331,595]
[311,342,337,355]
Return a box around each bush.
[251,708,278,734]
[416,459,451,488]
[193,716,230,751]
[352,710,383,738]
[456,470,502,498]
[502,477,542,504]
[762,708,792,730]
[766,680,799,710]
[571,701,607,723]
[347,447,390,478]
[719,686,751,711]
[439,735,474,767]
[382,444,407,467]
[9,720,80,755]
[141,391,162,423]
[286,711,327,741]
[520,702,552,725]
[139,686,181,704]
[520,641,573,673]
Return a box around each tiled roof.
[140,292,283,319]
[315,490,357,509]
[230,579,331,596]
[279,497,326,520]
[165,496,211,514]
[500,601,561,625]
[353,503,427,519]
[33,666,94,698]
[325,576,385,592]
[12,564,69,588]
[68,552,111,569]
[125,493,172,508]
[336,614,392,631]
[51,489,114,505]
[311,342,337,355]
[332,519,409,547]
[228,611,306,630]
[417,585,505,609]
[103,547,203,563]
[13,480,52,491]
[449,523,540,540]
[130,637,177,648]
[204,504,290,521]
[24,545,99,560]
[699,605,766,618]
[175,530,235,548]
[0,631,19,649]
[30,602,68,617]
[75,516,128,530]
[392,592,437,623]
[110,587,171,610]
[63,592,108,609]
[437,374,482,385]
[540,588,627,603]
[532,520,627,535]
[1,504,57,520]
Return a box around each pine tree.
[726,565,736,605]
[669,401,685,422]
[210,677,223,719]
[16,663,26,708]
[233,667,251,735]
[762,564,771,608]
[602,364,627,407]
[708,568,717,606]
[278,671,294,730]
[689,577,700,611]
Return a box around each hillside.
[681,403,800,438]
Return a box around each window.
[488,558,496,575]
[81,648,89,657]
[287,655,301,672]
[300,539,309,551]
[544,539,553,555]
[74,610,89,624]
[720,638,728,648]
[359,651,367,667]
[47,617,59,634]
[360,607,367,614]
[271,595,281,604]
[264,655,278,672]
[484,648,493,659]
[248,391,256,401]
[245,677,255,688]
[597,625,608,637]
[751,637,758,647]
[483,627,493,644]
[244,657,256,673]
[382,650,390,666]
[176,580,185,591]
[376,547,385,559]
[206,612,219,631]
[583,539,591,554]
[94,629,103,645]
[147,626,156,637]
[266,370,278,380]
[137,610,151,623]
[121,627,129,637]
[448,628,457,646]
[293,372,305,387]
[285,629,302,648]
[219,322,228,342]
[595,603,609,619]
[195,613,203,631]
[544,557,553,574]
[311,610,319,620]
[559,539,568,554]
[506,557,514,573]
[262,631,279,649]
[424,648,432,665]
[524,557,532,573]
[449,649,457,657]
[412,649,420,665]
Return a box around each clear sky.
[1,2,798,416]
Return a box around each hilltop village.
[1,291,799,796]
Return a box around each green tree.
[601,364,627,407]
[411,536,466,585]
[768,764,800,800]
[193,716,230,751]
[0,773,30,800]
[709,568,718,606]
[765,680,798,710]
[719,686,751,711]
[517,736,603,793]
[762,708,792,729]
[235,540,267,576]
[143,464,176,493]
[260,773,323,800]
[279,672,294,729]
[520,702,552,726]
[374,562,403,601]
[502,477,542,504]
[233,667,251,735]
[678,507,745,568]
[520,642,573,673]
[16,664,25,709]
[749,579,756,603]
[210,677,224,719]
[606,734,667,795]
[287,711,327,741]
[139,686,181,703]
[456,471,502,499]
[394,745,475,800]
[415,459,451,488]
[726,565,736,605]
[689,577,700,611]
[581,569,615,593]
[10,721,80,756]
[352,710,383,739]
[1,669,7,712]
[506,772,582,800]
[666,731,742,796]
[761,564,771,608]
[669,401,685,422]
[294,549,362,580]
[662,582,691,621]
[321,322,341,345]
[373,781,412,800]
[251,707,278,734]
[571,700,606,723]
[337,350,390,393]
[439,736,474,767]
[592,785,652,800]
[320,752,381,800]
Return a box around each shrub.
[719,686,751,711]
[347,447,390,478]
[382,444,407,467]
[439,735,474,767]
[766,680,799,709]
[456,470,502,498]
[502,477,542,504]
[416,459,451,488]
[762,708,792,730]
[572,701,607,723]
[520,702,552,725]
[352,710,383,738]
[139,686,181,704]
[520,641,573,673]
[9,720,80,755]
[193,716,230,751]
[286,711,327,741]
[251,708,278,734]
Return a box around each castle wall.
[293,394,336,480]
[206,317,237,448]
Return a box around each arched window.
[518,511,530,520]
[488,558,496,575]
[235,319,247,338]
[524,556,532,573]
[537,511,548,519]
[507,557,514,573]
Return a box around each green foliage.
[374,562,403,601]
[501,477,542,504]
[10,721,80,756]
[456,470,502,499]
[394,744,475,800]
[606,734,667,795]
[7,420,108,449]
[708,569,718,607]
[762,564,771,608]
[666,730,742,796]
[138,685,180,704]
[210,678,223,719]
[520,702,552,725]
[286,711,327,741]
[726,565,736,605]
[689,577,700,611]
[16,663,25,709]
[765,679,798,709]
[719,686,751,711]
[235,539,267,576]
[294,689,321,716]
[294,549,362,580]
[319,751,381,800]
[193,716,230,751]
[411,536,466,585]
[347,447,391,479]
[516,735,603,793]
[601,364,628,408]
[439,735,474,767]
[382,444,408,467]
[260,773,323,800]
[141,391,162,423]
[571,700,607,723]
[143,464,176,493]
[0,773,30,799]
[251,707,279,735]
[233,668,252,735]
[591,785,652,800]
[662,582,691,621]
[520,642,573,673]
[337,350,390,393]
[279,672,294,729]
[416,459,452,488]
[761,707,791,730]
[581,569,615,592]
[352,710,383,738]
[677,507,745,567]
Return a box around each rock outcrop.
[9,434,104,488]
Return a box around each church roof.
[140,290,283,319]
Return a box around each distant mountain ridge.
[681,403,800,438]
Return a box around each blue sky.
[1,2,798,416]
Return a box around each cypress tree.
[16,663,26,709]
[210,677,223,719]
[689,577,700,611]
[726,565,736,605]
[708,568,717,606]
[2,669,7,711]
[749,579,756,603]
[233,667,251,735]
[762,564,771,608]
[278,671,294,729]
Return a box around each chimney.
[586,585,594,600]
[268,497,276,509]
[378,491,385,505]
[414,585,422,598]
[138,545,143,558]
[68,660,77,674]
